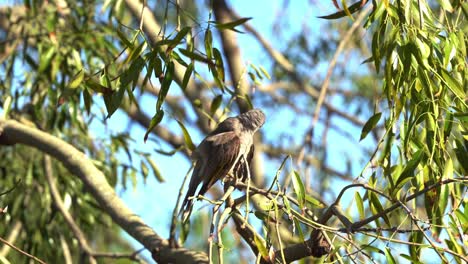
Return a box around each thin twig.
[0,236,46,264]
[43,155,97,264]
[169,163,194,247]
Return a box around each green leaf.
[181,62,194,91]
[443,112,453,140]
[361,244,384,254]
[384,247,396,264]
[210,95,223,114]
[156,61,174,111]
[85,79,113,94]
[116,29,134,49]
[253,210,269,221]
[140,160,149,181]
[318,1,368,19]
[38,45,56,72]
[83,88,92,114]
[214,17,252,33]
[395,149,424,188]
[291,170,305,208]
[254,235,268,259]
[360,112,382,141]
[128,41,146,63]
[68,69,84,89]
[204,29,213,59]
[121,56,145,89]
[400,254,425,264]
[171,26,191,47]
[144,109,164,143]
[355,192,365,220]
[178,48,208,62]
[176,120,196,151]
[293,218,305,242]
[144,156,165,183]
[259,66,271,79]
[369,192,391,226]
[104,85,126,118]
[170,51,189,67]
[152,56,163,78]
[213,48,225,83]
[454,209,468,226]
[2,95,12,119]
[305,194,325,208]
[440,69,465,101]
[436,0,453,12]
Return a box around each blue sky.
[107,0,374,259]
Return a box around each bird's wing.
[197,131,241,196]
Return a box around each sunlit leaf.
[2,95,12,119]
[204,29,213,59]
[384,247,396,264]
[144,156,165,183]
[38,46,56,72]
[213,17,252,33]
[305,194,325,208]
[176,120,196,151]
[436,0,454,12]
[254,235,268,260]
[400,254,425,264]
[171,26,191,47]
[291,170,305,208]
[140,160,149,182]
[355,192,365,220]
[68,69,84,89]
[440,69,465,101]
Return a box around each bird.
[180,109,266,222]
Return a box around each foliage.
[0,0,466,263]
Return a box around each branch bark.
[0,118,208,263]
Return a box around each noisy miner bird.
[180,109,266,222]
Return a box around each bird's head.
[237,109,266,132]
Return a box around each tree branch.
[0,118,208,263]
[43,155,97,264]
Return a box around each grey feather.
[180,109,265,222]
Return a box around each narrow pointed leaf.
[360,112,382,141]
[144,109,164,142]
[176,120,196,151]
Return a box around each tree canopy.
[0,0,466,263]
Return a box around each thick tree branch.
[0,118,208,264]
[212,0,250,112]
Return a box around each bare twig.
[43,155,97,264]
[0,236,46,264]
